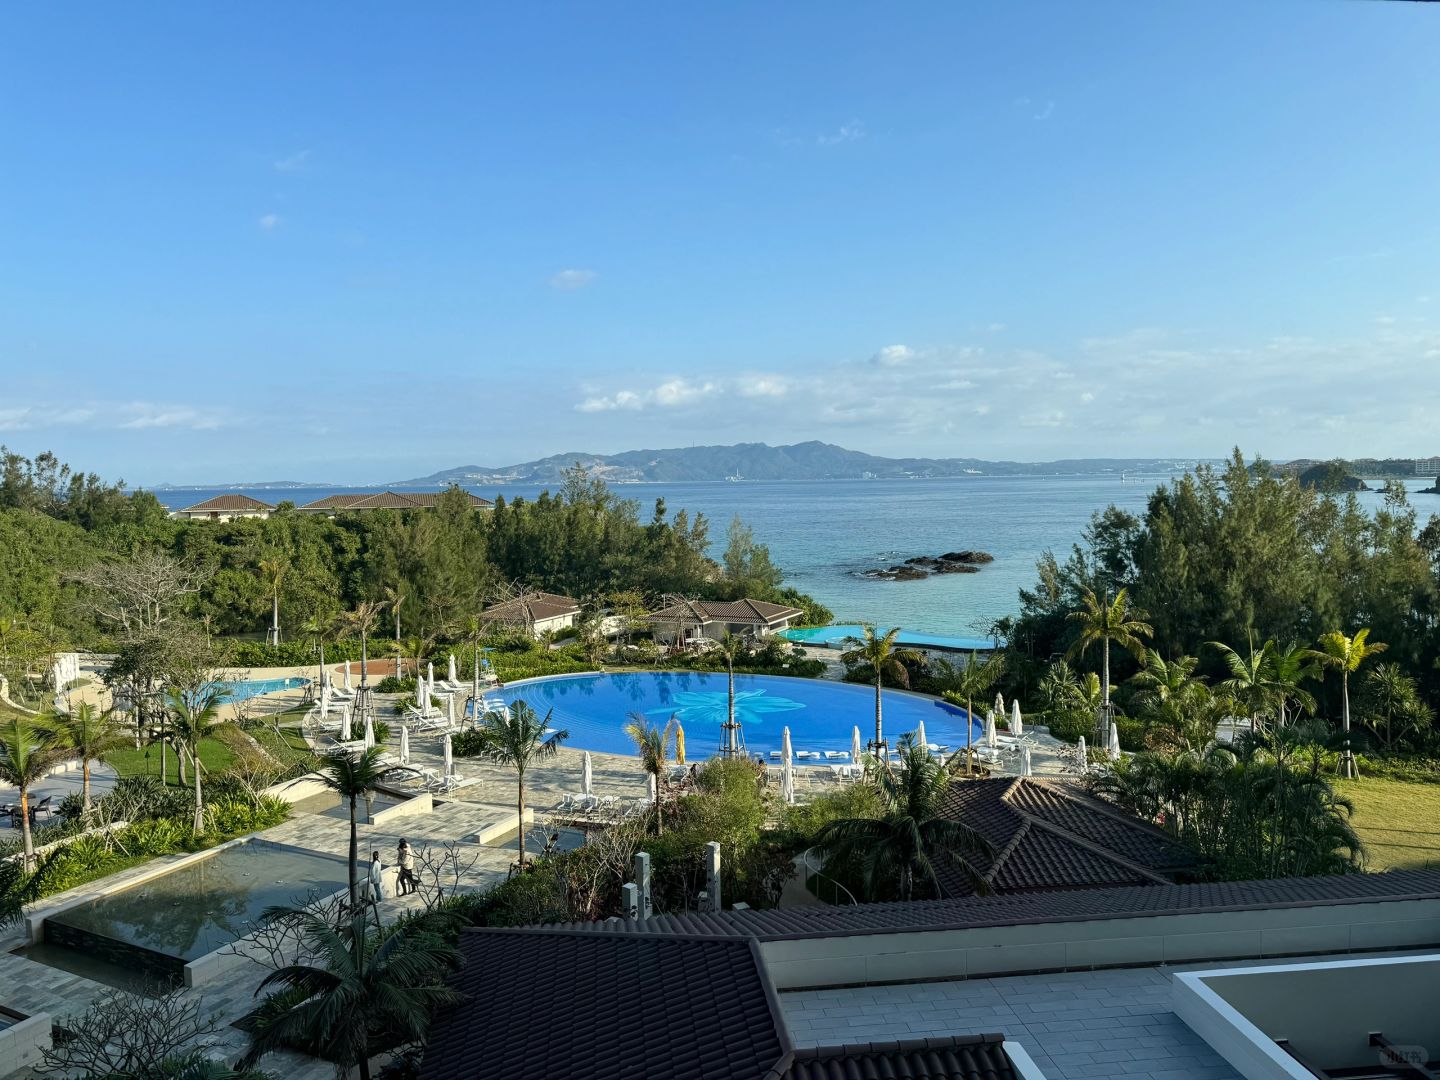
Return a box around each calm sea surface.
[153,477,1424,636]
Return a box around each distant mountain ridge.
[392,442,1209,486]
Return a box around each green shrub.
[450,729,489,757]
[204,796,291,837]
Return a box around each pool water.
[44,842,349,972]
[213,676,308,703]
[489,672,982,759]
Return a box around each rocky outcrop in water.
[863,550,994,581]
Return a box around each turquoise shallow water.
[156,476,1420,635]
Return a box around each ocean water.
[154,476,1423,635]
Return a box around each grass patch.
[1336,776,1440,872]
[248,722,318,770]
[106,736,238,784]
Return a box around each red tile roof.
[648,598,804,626]
[176,494,274,513]
[481,591,581,625]
[296,490,493,512]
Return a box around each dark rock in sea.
[939,550,995,564]
[904,556,941,567]
[1419,485,1440,495]
[933,562,981,574]
[863,564,930,581]
[1297,464,1369,492]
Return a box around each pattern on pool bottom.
[489,672,982,758]
[207,676,309,702]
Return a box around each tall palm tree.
[259,556,286,646]
[472,700,568,867]
[940,650,1006,775]
[165,686,230,834]
[841,626,921,756]
[382,583,407,644]
[50,700,126,811]
[335,601,384,686]
[238,908,460,1080]
[1067,587,1152,744]
[0,715,69,870]
[1317,628,1387,780]
[312,747,404,910]
[1363,663,1427,749]
[624,713,677,834]
[813,735,994,902]
[713,632,746,756]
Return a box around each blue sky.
[2,2,1438,484]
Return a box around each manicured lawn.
[106,736,238,784]
[1336,776,1440,872]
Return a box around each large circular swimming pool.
[490,672,983,759]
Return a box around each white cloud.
[273,149,311,172]
[258,213,281,231]
[1034,101,1055,121]
[550,268,597,290]
[737,375,791,398]
[576,378,717,413]
[817,120,866,146]
[116,403,220,430]
[872,344,915,367]
[1080,391,1095,403]
[0,402,218,432]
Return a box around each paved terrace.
[782,966,1239,1080]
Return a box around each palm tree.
[472,700,568,867]
[841,626,922,756]
[50,700,126,811]
[312,747,404,910]
[1067,587,1152,744]
[813,735,995,901]
[165,686,230,834]
[1317,628,1387,780]
[624,713,677,834]
[382,583,407,644]
[258,555,286,646]
[939,650,1006,775]
[1208,635,1274,732]
[0,715,69,870]
[335,601,384,686]
[1265,640,1320,728]
[713,632,746,756]
[1363,663,1429,749]
[238,908,460,1080]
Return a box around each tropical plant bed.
[105,736,239,783]
[1335,777,1440,871]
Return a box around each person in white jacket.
[365,850,385,906]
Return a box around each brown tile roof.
[297,490,493,512]
[176,494,274,513]
[558,868,1440,941]
[481,591,581,626]
[419,929,790,1080]
[787,1036,1017,1080]
[930,778,1195,897]
[419,929,1018,1080]
[649,598,804,626]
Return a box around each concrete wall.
[757,897,1440,990]
[1175,956,1440,1077]
[0,1013,51,1077]
[263,773,333,805]
[371,791,432,826]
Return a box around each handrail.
[802,846,857,906]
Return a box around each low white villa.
[647,597,804,646]
[480,592,581,638]
[171,494,274,522]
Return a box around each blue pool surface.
[780,624,1001,652]
[211,676,308,703]
[488,672,982,758]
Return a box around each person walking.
[396,837,416,895]
[366,850,385,905]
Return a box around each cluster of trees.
[0,449,829,687]
[1002,452,1440,757]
